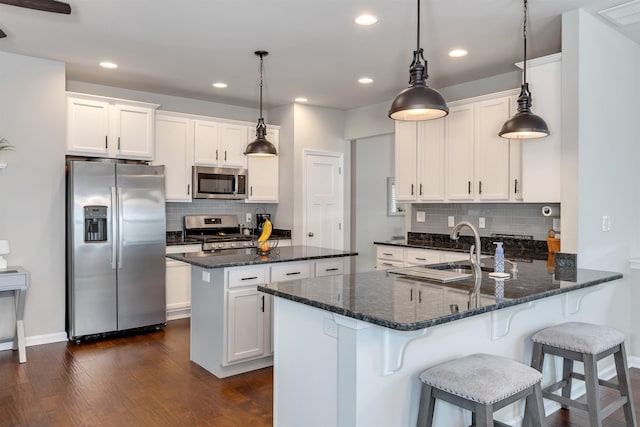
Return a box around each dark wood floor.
[0,319,637,426]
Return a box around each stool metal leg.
[614,342,637,427]
[416,383,436,427]
[583,353,603,427]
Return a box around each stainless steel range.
[184,215,255,251]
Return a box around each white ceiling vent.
[599,0,640,26]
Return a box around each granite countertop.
[167,245,357,269]
[258,259,622,331]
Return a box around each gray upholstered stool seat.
[417,353,547,427]
[531,322,637,427]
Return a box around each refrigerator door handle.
[117,187,124,269]
[111,187,117,269]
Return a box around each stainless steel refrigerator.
[66,159,166,342]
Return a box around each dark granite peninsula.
[169,245,357,379]
[259,259,623,426]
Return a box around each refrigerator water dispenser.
[84,205,107,242]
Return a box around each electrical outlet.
[602,215,611,232]
[202,271,210,283]
[448,216,455,227]
[246,213,252,223]
[479,217,486,229]
[416,211,426,222]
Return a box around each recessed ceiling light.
[295,97,308,103]
[355,14,378,26]
[212,82,228,88]
[358,77,374,84]
[99,61,118,69]
[448,49,468,58]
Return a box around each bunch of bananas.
[257,219,272,243]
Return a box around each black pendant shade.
[499,0,549,139]
[499,83,549,139]
[245,51,278,156]
[389,0,448,121]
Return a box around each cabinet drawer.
[315,259,344,277]
[376,246,404,262]
[228,267,267,289]
[271,263,311,282]
[377,260,404,270]
[406,249,441,266]
[166,244,202,254]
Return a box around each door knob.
[308,232,314,237]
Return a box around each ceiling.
[1,0,639,111]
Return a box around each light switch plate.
[416,211,426,222]
[202,271,211,283]
[479,217,486,229]
[602,215,611,232]
[246,213,252,223]
[448,216,455,227]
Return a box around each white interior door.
[304,152,344,250]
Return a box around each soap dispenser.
[493,242,504,273]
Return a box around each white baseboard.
[0,331,67,351]
[628,355,640,368]
[167,303,191,321]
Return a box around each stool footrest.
[601,396,631,420]
[542,391,589,412]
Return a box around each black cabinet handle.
[411,184,414,196]
[105,136,108,149]
[514,179,519,194]
[479,181,482,194]
[241,276,258,281]
[224,150,227,161]
[419,183,423,196]
[261,295,265,312]
[468,181,471,194]
[118,136,121,150]
[325,268,339,272]
[187,184,190,195]
[419,290,422,304]
[216,149,219,161]
[415,257,426,261]
[410,288,413,302]
[286,272,301,276]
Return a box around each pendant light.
[499,0,549,139]
[244,51,278,156]
[388,0,448,121]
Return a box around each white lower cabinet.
[376,246,405,270]
[165,244,201,320]
[375,244,470,268]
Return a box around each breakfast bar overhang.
[259,260,625,427]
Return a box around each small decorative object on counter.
[547,229,560,253]
[493,242,504,273]
[255,239,279,256]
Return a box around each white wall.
[0,52,67,344]
[562,9,640,354]
[353,134,404,272]
[270,104,295,232]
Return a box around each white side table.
[0,266,29,363]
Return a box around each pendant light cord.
[259,53,264,119]
[523,0,528,86]
[416,0,421,52]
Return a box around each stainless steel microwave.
[193,166,247,199]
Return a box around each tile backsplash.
[409,203,560,241]
[166,200,277,231]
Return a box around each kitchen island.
[167,246,357,378]
[258,259,624,426]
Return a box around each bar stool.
[417,353,547,427]
[530,322,637,427]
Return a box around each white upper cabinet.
[194,119,248,169]
[66,93,158,160]
[153,112,194,202]
[519,54,562,203]
[394,121,419,201]
[446,104,475,200]
[475,97,511,201]
[394,119,446,202]
[246,128,279,203]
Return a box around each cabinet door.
[67,96,110,156]
[417,284,445,319]
[112,104,155,159]
[246,128,279,202]
[394,121,418,201]
[154,114,194,202]
[475,98,510,200]
[417,119,446,201]
[227,287,265,363]
[194,119,222,165]
[221,124,248,168]
[393,279,416,323]
[446,104,475,200]
[165,259,191,320]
